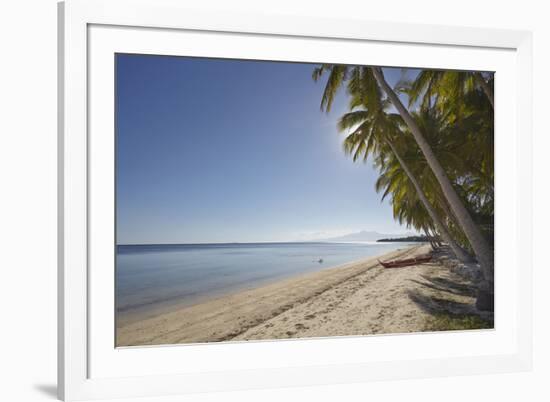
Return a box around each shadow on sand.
[407,272,478,316]
[411,274,477,298]
[407,289,475,315]
[406,270,493,330]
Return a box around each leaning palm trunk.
[424,229,435,250]
[427,227,443,248]
[423,226,437,250]
[435,193,475,259]
[474,72,494,108]
[385,139,472,263]
[373,67,494,310]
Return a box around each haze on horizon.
[116,54,414,245]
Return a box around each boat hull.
[378,255,432,268]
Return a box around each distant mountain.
[323,230,416,242]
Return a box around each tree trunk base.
[475,283,494,312]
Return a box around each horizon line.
[116,236,423,247]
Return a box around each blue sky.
[116,54,410,244]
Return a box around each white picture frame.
[58,0,533,400]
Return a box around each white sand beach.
[117,244,490,347]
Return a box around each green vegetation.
[424,313,493,332]
[312,65,494,310]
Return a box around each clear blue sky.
[116,54,410,244]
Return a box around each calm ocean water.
[116,242,413,323]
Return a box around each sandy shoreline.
[117,244,487,347]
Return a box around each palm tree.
[406,77,494,253]
[313,65,494,310]
[338,104,473,263]
[473,72,494,108]
[383,140,472,262]
[371,68,493,306]
[405,69,494,111]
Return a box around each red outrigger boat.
[378,254,432,268]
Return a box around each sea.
[116,241,414,324]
